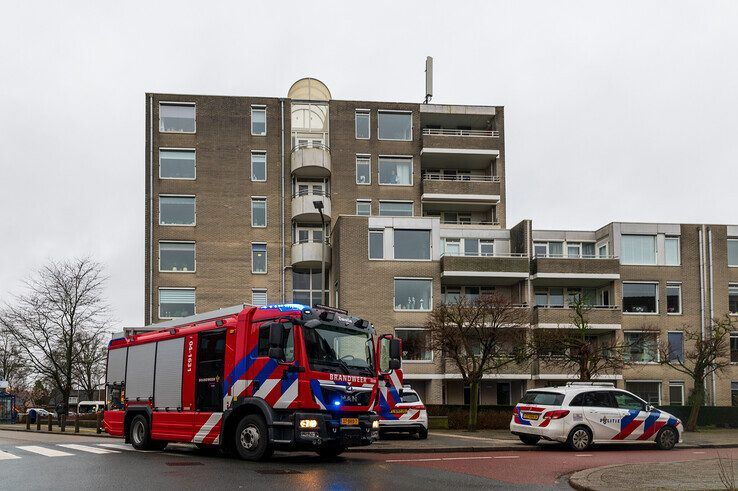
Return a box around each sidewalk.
[0,423,113,438]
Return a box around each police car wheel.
[417,428,428,440]
[567,426,592,451]
[235,414,271,461]
[519,434,540,445]
[656,426,678,450]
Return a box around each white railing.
[422,128,499,137]
[534,254,618,260]
[422,173,500,182]
[439,220,500,226]
[292,188,330,198]
[441,252,527,258]
[535,304,620,310]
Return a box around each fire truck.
[103,303,401,460]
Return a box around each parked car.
[76,401,105,414]
[379,387,429,439]
[510,382,682,451]
[26,408,54,423]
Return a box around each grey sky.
[1,1,737,329]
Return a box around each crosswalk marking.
[0,449,20,460]
[58,444,119,454]
[97,443,135,451]
[18,445,74,457]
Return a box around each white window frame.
[251,242,268,274]
[730,283,738,316]
[664,236,681,266]
[622,281,659,315]
[158,194,196,227]
[251,197,267,228]
[159,148,196,180]
[668,381,685,405]
[356,154,371,185]
[158,241,196,273]
[158,102,196,134]
[623,331,660,364]
[597,241,609,258]
[729,238,738,267]
[666,282,682,315]
[295,226,323,244]
[377,110,413,141]
[620,234,657,266]
[443,238,461,256]
[355,109,370,140]
[378,200,414,217]
[393,277,433,312]
[251,151,267,182]
[158,287,196,320]
[368,229,384,260]
[567,242,582,258]
[395,327,433,363]
[251,105,267,136]
[393,229,432,262]
[252,288,267,306]
[378,155,414,186]
[356,200,371,216]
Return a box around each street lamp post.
[313,199,326,306]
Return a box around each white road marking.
[18,446,74,457]
[693,451,707,454]
[576,454,593,457]
[387,455,518,463]
[0,449,20,460]
[493,455,519,459]
[386,457,444,463]
[441,456,493,461]
[97,443,135,451]
[58,444,119,454]
[428,432,509,442]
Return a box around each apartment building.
[145,78,738,406]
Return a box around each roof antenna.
[424,56,433,104]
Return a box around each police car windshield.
[303,324,374,375]
[520,391,565,406]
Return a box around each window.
[356,155,371,184]
[534,288,564,308]
[295,227,322,245]
[395,328,431,361]
[444,238,461,256]
[292,269,327,306]
[669,382,684,405]
[251,152,266,181]
[582,242,595,258]
[496,383,511,405]
[378,157,412,185]
[666,283,682,314]
[159,288,195,318]
[621,235,656,265]
[394,230,431,260]
[251,106,266,135]
[159,149,195,179]
[394,278,432,311]
[667,331,684,362]
[251,243,267,273]
[480,240,494,256]
[257,322,294,361]
[534,241,563,258]
[252,289,267,306]
[733,382,738,406]
[159,196,195,226]
[582,391,615,408]
[665,237,680,265]
[623,282,658,313]
[379,201,413,217]
[567,243,582,258]
[612,391,645,410]
[731,333,738,363]
[369,230,384,259]
[597,242,609,258]
[378,111,412,141]
[519,391,565,406]
[159,242,195,272]
[401,392,420,403]
[251,198,266,227]
[625,381,661,405]
[729,239,738,266]
[159,103,195,133]
[355,110,370,139]
[730,285,738,315]
[624,332,658,363]
[356,200,371,216]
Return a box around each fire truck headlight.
[299,419,318,429]
[372,420,380,429]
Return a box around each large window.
[394,230,431,260]
[379,201,413,217]
[378,111,412,141]
[730,239,738,267]
[731,333,738,363]
[251,198,266,227]
[396,328,432,361]
[251,106,266,135]
[730,285,738,315]
[394,278,432,311]
[621,235,656,265]
[669,382,684,405]
[159,149,195,179]
[666,283,682,314]
[356,155,371,184]
[159,196,195,226]
[534,241,563,258]
[251,152,266,181]
[159,242,195,272]
[159,103,195,133]
[369,230,384,259]
[292,269,327,306]
[159,288,195,318]
[625,381,661,405]
[252,243,267,273]
[355,110,370,139]
[378,157,412,185]
[623,282,658,313]
[667,331,684,362]
[535,288,565,308]
[624,332,658,363]
[665,237,680,265]
[356,200,371,216]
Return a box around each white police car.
[510,382,682,451]
[378,387,429,439]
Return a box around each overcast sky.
[1,1,737,329]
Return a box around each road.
[0,430,735,490]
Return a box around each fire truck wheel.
[130,415,166,451]
[316,445,345,459]
[234,414,271,461]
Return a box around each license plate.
[341,417,359,426]
[523,413,539,421]
[390,409,408,415]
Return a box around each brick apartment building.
[145,78,738,407]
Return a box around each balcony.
[423,128,499,138]
[530,255,620,286]
[291,240,331,269]
[532,305,622,330]
[422,173,501,200]
[441,253,529,285]
[291,190,331,222]
[291,142,331,177]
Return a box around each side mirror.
[389,338,402,360]
[268,347,285,360]
[389,358,401,370]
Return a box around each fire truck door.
[195,329,226,412]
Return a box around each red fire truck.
[103,303,401,460]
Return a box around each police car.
[378,387,429,439]
[510,382,682,451]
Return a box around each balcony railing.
[438,220,500,226]
[422,173,500,182]
[291,141,330,153]
[535,304,619,310]
[441,252,527,258]
[292,188,330,198]
[535,253,618,260]
[423,128,499,137]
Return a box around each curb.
[348,444,529,454]
[0,426,116,438]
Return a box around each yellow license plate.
[523,413,540,421]
[341,417,359,426]
[390,409,408,415]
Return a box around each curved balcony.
[291,241,331,269]
[291,142,331,177]
[291,190,332,222]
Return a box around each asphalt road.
[1,430,734,490]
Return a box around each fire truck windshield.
[303,324,374,376]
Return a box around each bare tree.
[426,292,530,432]
[659,316,733,432]
[0,258,109,413]
[0,327,31,393]
[74,331,107,401]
